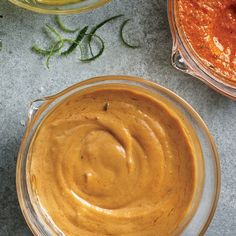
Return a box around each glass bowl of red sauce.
[168,0,236,99]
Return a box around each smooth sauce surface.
[177,0,236,86]
[29,85,199,236]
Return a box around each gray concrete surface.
[0,0,235,235]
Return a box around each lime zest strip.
[55,15,79,33]
[80,34,105,62]
[120,19,140,48]
[61,26,88,56]
[87,14,123,56]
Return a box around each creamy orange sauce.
[28,84,202,235]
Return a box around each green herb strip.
[61,26,88,56]
[88,14,123,40]
[46,41,64,69]
[32,42,62,56]
[120,19,140,48]
[55,15,79,33]
[32,39,79,67]
[80,34,105,62]
[87,14,123,55]
[45,24,62,41]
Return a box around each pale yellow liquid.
[37,0,83,5]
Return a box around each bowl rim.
[9,0,111,14]
[167,0,236,99]
[16,75,221,236]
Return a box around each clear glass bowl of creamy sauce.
[9,0,111,14]
[16,76,220,236]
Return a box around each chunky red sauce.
[177,0,236,86]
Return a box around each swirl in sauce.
[29,85,202,235]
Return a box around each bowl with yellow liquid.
[9,0,111,14]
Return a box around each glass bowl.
[168,0,236,99]
[16,75,220,235]
[9,0,111,14]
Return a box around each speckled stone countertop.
[0,0,235,235]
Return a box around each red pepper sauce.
[177,0,236,86]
